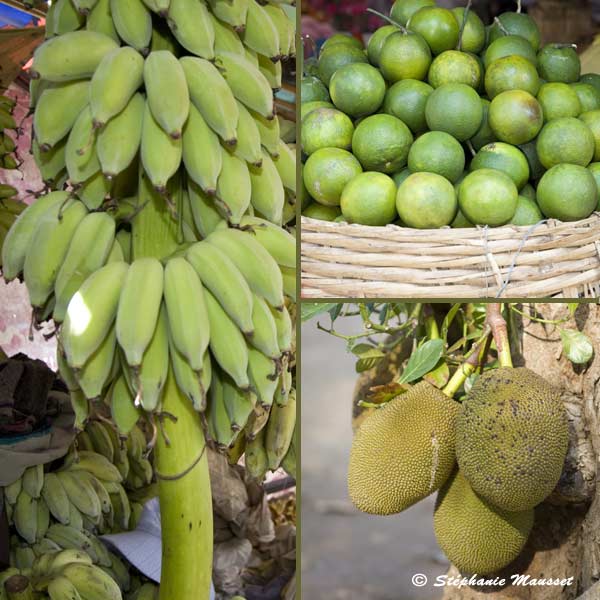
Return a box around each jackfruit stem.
[457,0,473,52]
[366,8,409,34]
[424,307,440,340]
[486,303,513,368]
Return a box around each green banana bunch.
[86,0,119,42]
[207,0,248,31]
[265,387,296,469]
[110,0,152,53]
[65,106,100,185]
[215,148,251,224]
[168,0,215,60]
[242,0,280,61]
[249,149,285,225]
[238,215,295,268]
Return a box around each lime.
[301,100,334,122]
[571,83,600,113]
[330,63,386,117]
[301,108,355,155]
[518,140,546,180]
[459,168,518,226]
[488,90,543,145]
[407,131,465,183]
[367,25,399,66]
[521,183,536,201]
[471,142,530,190]
[538,44,581,84]
[537,164,597,221]
[303,148,363,206]
[484,55,540,99]
[396,172,457,228]
[536,117,595,169]
[483,35,537,69]
[428,50,481,89]
[425,83,483,141]
[382,79,433,134]
[537,82,582,121]
[408,7,460,56]
[587,162,600,210]
[392,167,412,187]
[579,110,600,161]
[470,98,497,151]
[321,34,364,53]
[510,196,543,225]
[301,76,330,104]
[352,114,414,173]
[452,7,486,54]
[317,45,368,86]
[379,31,432,82]
[580,73,600,93]
[488,12,541,51]
[451,208,474,228]
[340,172,398,226]
[390,0,435,26]
[302,203,342,221]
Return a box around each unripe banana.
[142,0,170,14]
[60,563,121,600]
[250,108,280,157]
[107,484,131,530]
[187,179,225,238]
[22,464,44,499]
[135,582,159,600]
[167,0,215,60]
[239,215,295,268]
[263,4,293,58]
[110,0,152,53]
[273,140,296,194]
[54,211,116,323]
[45,524,92,557]
[207,368,237,448]
[249,149,285,224]
[61,261,129,368]
[222,374,254,431]
[34,81,90,150]
[31,31,119,81]
[66,450,123,482]
[99,419,130,480]
[68,504,84,531]
[24,199,88,308]
[75,171,112,211]
[109,375,141,436]
[216,52,274,119]
[234,101,263,167]
[247,345,279,407]
[37,497,51,541]
[206,228,284,308]
[163,256,210,371]
[242,0,280,61]
[207,0,248,31]
[90,47,144,128]
[86,0,119,42]
[281,425,296,479]
[211,14,245,55]
[4,477,22,505]
[70,389,91,431]
[108,552,131,591]
[14,545,36,570]
[245,427,268,480]
[47,576,83,600]
[73,0,99,14]
[281,265,296,299]
[265,388,295,469]
[46,549,93,576]
[2,191,69,281]
[57,471,101,519]
[215,148,251,224]
[141,101,182,193]
[180,56,239,145]
[169,337,206,412]
[86,420,115,462]
[259,54,283,90]
[77,325,117,399]
[49,0,85,36]
[14,490,39,544]
[248,294,280,359]
[41,472,71,526]
[65,106,100,184]
[186,241,254,334]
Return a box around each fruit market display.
[0,1,297,598]
[301,0,600,228]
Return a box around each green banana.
[163,256,210,372]
[34,81,90,150]
[31,31,119,81]
[57,470,101,519]
[37,497,51,541]
[110,0,152,53]
[258,51,283,90]
[249,149,285,224]
[169,336,206,412]
[65,450,123,482]
[99,419,130,480]
[22,464,44,499]
[68,504,84,531]
[142,0,170,14]
[281,265,296,299]
[48,0,85,36]
[239,215,295,268]
[187,179,224,238]
[207,0,248,31]
[41,472,71,526]
[45,524,94,557]
[65,106,100,185]
[73,0,99,14]
[86,0,119,42]
[167,0,215,60]
[263,4,294,59]
[14,490,39,544]
[207,368,237,448]
[245,427,268,480]
[265,387,296,469]
[47,576,83,600]
[222,374,254,431]
[250,108,280,157]
[61,261,129,368]
[14,545,36,570]
[211,14,245,56]
[109,375,141,436]
[107,484,131,530]
[273,140,296,194]
[215,148,251,224]
[108,552,131,591]
[281,424,296,478]
[135,583,159,600]
[86,420,115,462]
[70,389,91,431]
[182,103,222,194]
[248,294,280,359]
[75,170,112,210]
[271,304,293,354]
[234,101,263,167]
[186,241,254,334]
[106,239,124,263]
[90,47,144,128]
[46,548,93,575]
[77,325,117,399]
[247,345,279,407]
[61,562,121,600]
[242,0,280,61]
[180,56,239,145]
[4,478,22,505]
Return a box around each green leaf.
[567,303,578,317]
[423,361,450,388]
[301,302,338,322]
[560,329,594,364]
[355,347,386,373]
[398,339,444,383]
[378,303,389,324]
[329,303,343,322]
[351,343,376,355]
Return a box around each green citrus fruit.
[407,131,465,182]
[352,114,414,173]
[580,73,600,93]
[571,83,600,113]
[587,162,600,210]
[367,25,399,66]
[537,82,582,121]
[518,140,546,180]
[408,7,460,56]
[471,142,530,190]
[488,12,541,51]
[382,79,433,134]
[458,168,518,226]
[340,172,398,226]
[579,110,600,161]
[521,183,536,201]
[321,34,364,53]
[483,35,537,69]
[301,108,355,155]
[392,167,412,187]
[537,164,597,221]
[302,203,342,221]
[488,90,543,145]
[510,196,543,225]
[537,44,581,84]
[425,83,483,141]
[301,76,330,104]
[303,148,363,206]
[452,7,486,54]
[428,50,481,89]
[390,0,435,26]
[484,55,540,99]
[317,44,368,86]
[470,98,497,151]
[451,208,475,228]
[396,172,457,228]
[330,63,386,117]
[301,100,335,122]
[379,31,432,82]
[536,117,595,168]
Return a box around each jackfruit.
[456,367,568,512]
[348,381,459,515]
[434,469,534,575]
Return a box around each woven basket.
[301,215,600,299]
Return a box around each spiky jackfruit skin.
[348,381,459,515]
[456,367,568,512]
[434,469,534,575]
